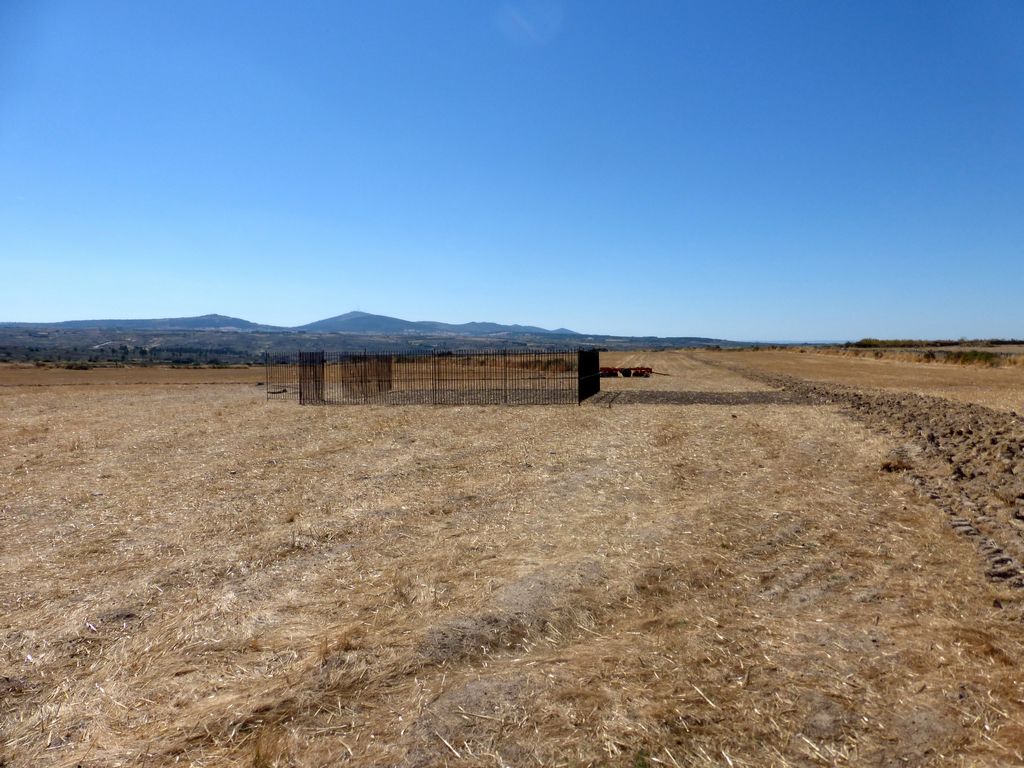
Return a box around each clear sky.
[2,1,1022,340]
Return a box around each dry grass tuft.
[251,726,295,768]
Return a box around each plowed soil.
[3,354,1024,766]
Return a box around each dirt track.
[3,354,1024,766]
[712,350,1024,412]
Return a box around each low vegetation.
[791,342,1024,368]
[850,338,1024,348]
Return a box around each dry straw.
[1,358,1023,765]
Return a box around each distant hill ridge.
[0,311,747,357]
[296,311,577,336]
[2,314,274,331]
[0,311,579,336]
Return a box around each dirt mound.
[587,389,809,406]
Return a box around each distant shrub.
[946,350,1003,367]
[852,337,1014,349]
[854,338,935,348]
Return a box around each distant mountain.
[296,311,418,334]
[0,312,745,352]
[0,311,747,363]
[294,311,577,336]
[0,310,576,335]
[0,314,282,331]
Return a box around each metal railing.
[266,348,600,405]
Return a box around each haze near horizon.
[2,2,1022,340]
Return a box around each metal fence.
[266,349,601,405]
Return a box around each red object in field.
[599,366,653,378]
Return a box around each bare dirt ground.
[3,354,1024,766]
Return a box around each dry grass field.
[3,354,1024,766]
[0,364,264,388]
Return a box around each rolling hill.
[295,311,576,336]
[0,314,278,331]
[0,311,576,336]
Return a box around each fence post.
[431,351,438,405]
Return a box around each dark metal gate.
[577,349,600,403]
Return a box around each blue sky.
[2,1,1022,340]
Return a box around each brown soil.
[3,354,1024,766]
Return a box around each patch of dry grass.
[3,356,1024,765]
[0,363,264,387]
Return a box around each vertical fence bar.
[431,351,437,405]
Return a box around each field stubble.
[2,355,1024,765]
